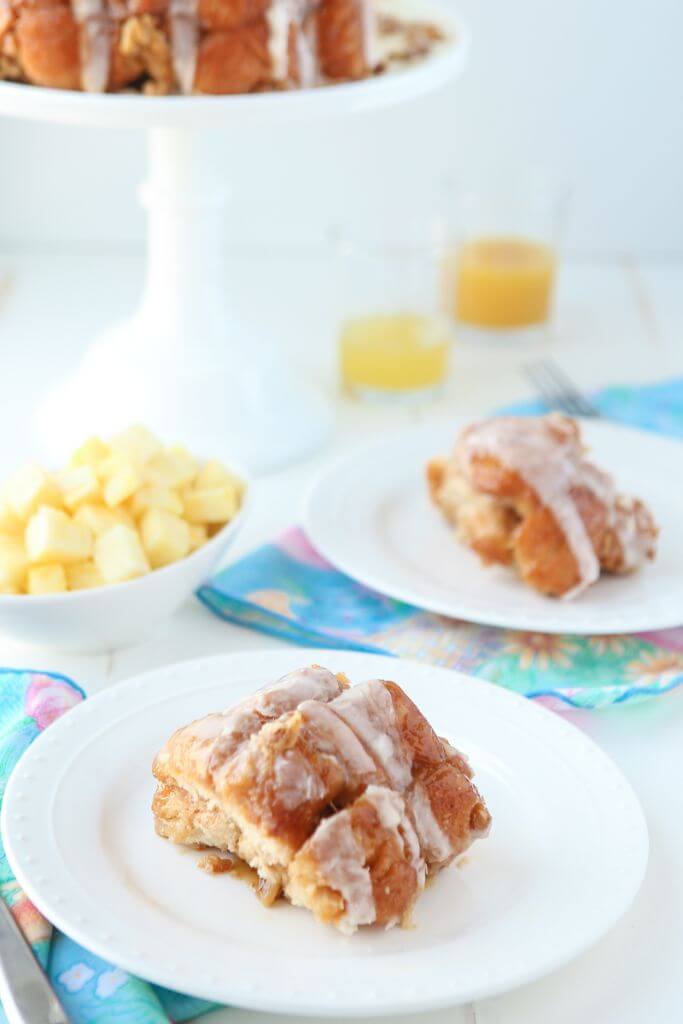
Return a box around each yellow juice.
[339,314,449,393]
[451,236,556,328]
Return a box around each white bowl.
[0,477,249,653]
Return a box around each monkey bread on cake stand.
[0,0,468,471]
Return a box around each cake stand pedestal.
[0,8,467,472]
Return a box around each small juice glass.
[442,172,566,342]
[337,219,453,402]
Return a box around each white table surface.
[0,247,682,1023]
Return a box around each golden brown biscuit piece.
[427,414,658,598]
[152,667,490,932]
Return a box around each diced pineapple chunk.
[103,460,141,508]
[140,508,190,569]
[183,485,239,524]
[73,503,134,536]
[188,523,208,552]
[0,502,21,534]
[195,460,242,492]
[0,535,27,591]
[27,563,67,595]
[70,436,110,470]
[55,466,101,511]
[66,561,103,591]
[25,507,93,566]
[129,486,183,520]
[95,525,150,584]
[5,464,63,520]
[145,450,197,489]
[110,425,162,467]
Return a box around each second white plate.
[3,650,647,1016]
[305,418,683,634]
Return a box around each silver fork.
[524,358,600,418]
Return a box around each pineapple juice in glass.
[337,218,452,401]
[443,172,564,341]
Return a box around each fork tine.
[536,361,588,417]
[525,359,599,418]
[524,360,576,416]
[540,361,599,417]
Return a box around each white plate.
[3,650,647,1017]
[305,419,683,635]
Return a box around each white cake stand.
[0,5,468,472]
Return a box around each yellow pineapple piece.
[145,449,197,489]
[0,502,22,535]
[140,508,190,569]
[27,563,67,595]
[103,460,141,508]
[73,502,134,536]
[188,523,208,552]
[0,535,27,592]
[195,460,243,493]
[66,561,103,591]
[70,436,110,470]
[5,464,63,520]
[183,485,240,524]
[55,466,101,511]
[129,486,183,520]
[95,525,150,584]
[110,425,162,467]
[25,507,93,566]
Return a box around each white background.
[1,0,682,255]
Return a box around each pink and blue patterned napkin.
[199,377,683,711]
[0,670,216,1024]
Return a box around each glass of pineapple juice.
[442,171,566,342]
[337,219,453,402]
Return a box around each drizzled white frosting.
[273,751,327,808]
[169,0,199,95]
[296,16,319,88]
[71,0,111,93]
[613,496,655,571]
[298,700,378,779]
[209,666,344,781]
[366,784,425,887]
[359,0,378,68]
[306,807,375,932]
[305,785,425,932]
[267,0,292,82]
[458,415,613,598]
[408,782,451,865]
[330,680,413,791]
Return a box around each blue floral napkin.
[0,670,215,1024]
[199,377,683,711]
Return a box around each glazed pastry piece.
[0,0,443,94]
[152,666,490,932]
[427,414,658,598]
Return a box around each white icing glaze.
[613,496,654,571]
[359,0,378,68]
[298,700,378,779]
[330,680,413,791]
[408,781,452,865]
[364,784,425,886]
[273,752,327,808]
[296,17,319,87]
[209,666,344,781]
[267,0,293,82]
[71,0,110,93]
[169,0,198,95]
[185,713,226,742]
[306,810,375,932]
[459,415,611,598]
